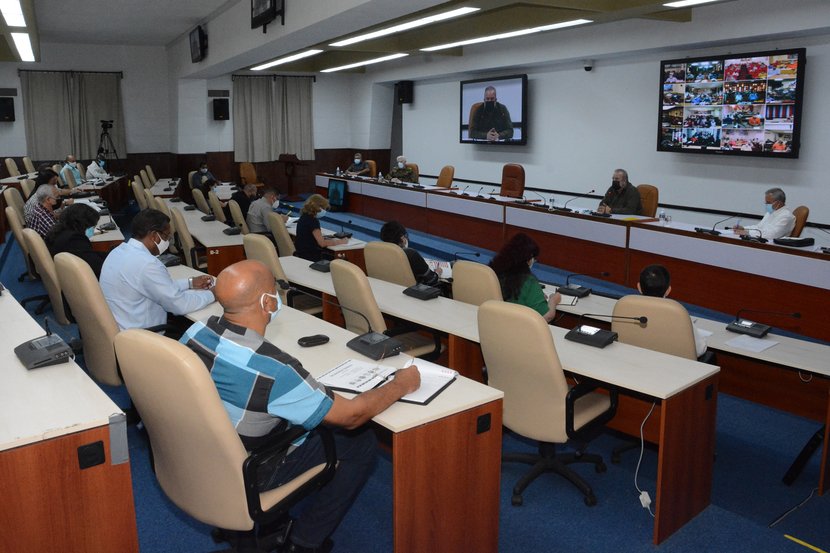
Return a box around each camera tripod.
[98,125,120,161]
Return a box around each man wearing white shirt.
[734,187,795,240]
[100,209,214,331]
[85,154,110,180]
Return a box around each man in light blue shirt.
[61,155,83,187]
[100,209,215,330]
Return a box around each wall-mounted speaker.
[213,98,229,120]
[0,98,14,122]
[396,81,413,105]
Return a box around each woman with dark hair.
[380,221,440,286]
[489,232,561,322]
[294,194,347,261]
[46,203,107,278]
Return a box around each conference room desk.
[164,199,244,276]
[0,171,38,185]
[276,255,717,545]
[149,178,180,198]
[0,291,139,552]
[172,268,504,553]
[76,176,128,211]
[552,288,830,494]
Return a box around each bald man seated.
[180,260,420,553]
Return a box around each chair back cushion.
[268,212,295,257]
[436,165,455,188]
[23,228,70,325]
[23,156,36,174]
[364,241,416,287]
[243,234,289,302]
[192,188,211,215]
[240,162,260,185]
[5,157,20,176]
[452,261,503,305]
[208,190,227,223]
[145,164,157,184]
[140,169,152,189]
[612,295,697,359]
[365,160,377,177]
[54,253,121,385]
[21,179,35,200]
[170,207,198,268]
[114,329,253,530]
[4,187,25,222]
[132,179,148,210]
[500,163,525,198]
[143,189,156,214]
[330,259,386,334]
[61,166,77,188]
[637,184,659,217]
[478,300,570,442]
[791,205,809,237]
[229,200,250,234]
[405,163,420,183]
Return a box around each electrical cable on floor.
[768,487,818,528]
[634,401,657,518]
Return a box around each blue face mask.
[317,209,327,219]
[260,291,282,323]
[85,226,95,238]
[99,160,105,167]
[765,203,774,214]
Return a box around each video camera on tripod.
[100,120,113,130]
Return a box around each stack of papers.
[426,259,453,279]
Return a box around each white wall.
[0,42,170,155]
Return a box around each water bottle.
[658,209,667,225]
[335,167,341,176]
[378,172,384,182]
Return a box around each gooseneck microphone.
[276,279,404,359]
[459,185,470,196]
[564,312,648,348]
[579,313,648,325]
[559,189,596,212]
[726,308,801,338]
[558,271,610,298]
[334,219,353,239]
[453,251,482,261]
[696,215,735,236]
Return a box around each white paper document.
[724,334,779,353]
[426,259,453,279]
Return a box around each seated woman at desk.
[380,221,441,286]
[294,194,348,262]
[46,203,107,278]
[489,232,561,323]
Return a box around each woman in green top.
[489,232,561,323]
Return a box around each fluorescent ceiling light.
[421,19,592,52]
[330,7,480,47]
[663,0,719,7]
[1,0,26,26]
[321,53,408,73]
[11,32,34,62]
[251,49,323,71]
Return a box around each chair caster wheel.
[511,494,523,506]
[584,494,597,507]
[596,462,607,473]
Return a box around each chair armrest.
[565,380,618,440]
[242,425,337,524]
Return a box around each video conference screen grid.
[460,74,527,145]
[657,48,805,158]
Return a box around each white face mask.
[260,291,282,322]
[354,158,361,165]
[317,209,327,219]
[200,168,208,174]
[154,232,169,255]
[401,237,409,248]
[397,162,405,169]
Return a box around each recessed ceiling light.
[663,0,720,7]
[0,0,26,27]
[330,7,480,47]
[251,49,323,71]
[11,32,34,62]
[321,53,409,73]
[421,19,592,52]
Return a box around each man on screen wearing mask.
[597,168,642,215]
[733,187,795,239]
[86,153,110,180]
[387,155,418,184]
[100,209,214,332]
[469,86,514,142]
[190,161,217,189]
[247,187,288,234]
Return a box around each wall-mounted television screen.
[189,26,207,63]
[658,48,805,158]
[460,74,527,145]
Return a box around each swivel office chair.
[208,190,228,224]
[228,199,250,235]
[22,229,72,325]
[22,156,36,174]
[451,261,502,306]
[268,212,296,257]
[364,241,416,288]
[5,157,20,176]
[132,178,149,210]
[436,165,455,188]
[170,208,208,270]
[637,184,659,217]
[500,163,525,198]
[791,206,809,237]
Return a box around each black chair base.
[611,440,640,464]
[20,294,49,313]
[783,425,825,486]
[504,442,605,507]
[211,514,293,553]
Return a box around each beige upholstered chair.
[500,163,525,198]
[268,211,295,257]
[140,169,152,189]
[51,163,61,174]
[192,188,211,215]
[170,207,207,270]
[452,261,503,306]
[208,190,228,223]
[132,178,149,210]
[21,179,36,199]
[22,228,71,325]
[330,259,441,358]
[54,252,122,386]
[22,156,36,174]
[60,166,78,189]
[405,163,420,183]
[153,198,181,256]
[145,164,157,185]
[637,184,659,217]
[4,186,25,222]
[77,162,86,180]
[478,300,617,506]
[239,162,263,187]
[243,234,322,315]
[228,200,250,235]
[364,241,416,287]
[143,188,156,213]
[113,329,336,546]
[5,157,20,176]
[365,160,377,177]
[5,206,40,283]
[612,295,697,360]
[791,206,809,237]
[187,170,197,189]
[436,165,455,188]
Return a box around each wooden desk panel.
[362,195,427,233]
[206,244,244,276]
[0,425,139,553]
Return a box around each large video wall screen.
[658,48,806,158]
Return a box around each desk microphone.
[459,185,470,196]
[334,219,352,239]
[276,280,404,359]
[528,190,548,208]
[696,215,735,236]
[475,186,486,198]
[726,308,800,338]
[453,251,482,261]
[729,228,768,243]
[558,189,595,212]
[557,271,610,298]
[565,312,647,348]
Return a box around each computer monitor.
[328,178,347,212]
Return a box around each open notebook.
[317,358,457,405]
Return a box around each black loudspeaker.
[396,81,413,105]
[213,98,229,120]
[0,98,14,122]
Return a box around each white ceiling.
[34,0,233,46]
